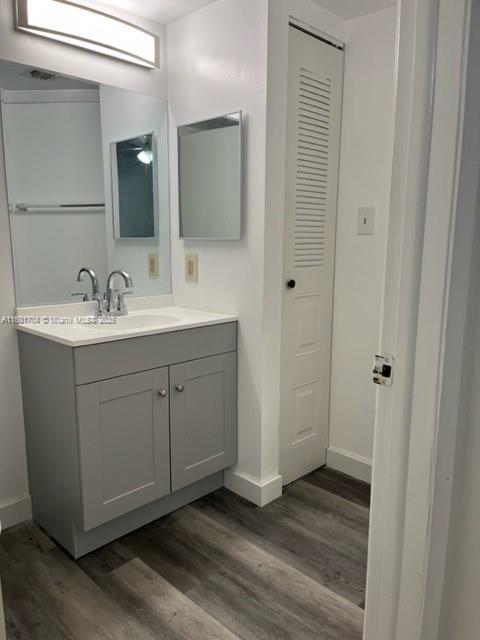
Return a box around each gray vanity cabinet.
[18,321,237,558]
[170,353,236,491]
[77,367,171,530]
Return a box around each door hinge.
[373,354,394,386]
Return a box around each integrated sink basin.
[80,313,179,330]
[112,314,179,329]
[15,305,238,347]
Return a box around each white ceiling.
[94,0,219,25]
[93,0,395,25]
[312,0,396,20]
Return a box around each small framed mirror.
[178,112,242,240]
[111,132,158,239]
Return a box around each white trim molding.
[0,495,32,530]
[224,470,283,507]
[1,89,99,104]
[327,447,372,484]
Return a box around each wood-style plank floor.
[0,467,370,640]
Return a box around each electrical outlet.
[148,252,159,278]
[185,253,198,283]
[357,207,375,235]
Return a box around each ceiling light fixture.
[14,0,159,68]
[137,142,153,165]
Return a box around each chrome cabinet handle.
[175,384,185,393]
[158,389,167,397]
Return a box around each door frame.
[0,579,5,640]
[365,0,476,637]
[265,0,475,637]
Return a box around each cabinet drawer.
[74,322,237,384]
[170,352,237,491]
[77,368,171,530]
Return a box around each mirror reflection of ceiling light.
[137,147,153,165]
[14,0,159,68]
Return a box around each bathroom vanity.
[0,55,244,557]
[16,306,237,558]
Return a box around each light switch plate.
[148,252,159,278]
[357,207,375,235]
[185,253,198,283]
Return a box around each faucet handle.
[72,292,90,302]
[117,290,133,313]
[93,294,106,317]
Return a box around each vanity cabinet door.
[170,353,236,492]
[76,368,171,530]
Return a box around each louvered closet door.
[280,26,343,485]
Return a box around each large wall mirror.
[178,112,242,240]
[0,59,171,307]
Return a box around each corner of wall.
[0,496,32,531]
[326,447,372,484]
[224,469,282,506]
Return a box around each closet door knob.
[287,279,296,289]
[158,389,167,397]
[175,384,185,393]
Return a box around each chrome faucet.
[105,270,133,315]
[72,267,100,303]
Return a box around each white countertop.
[14,305,238,347]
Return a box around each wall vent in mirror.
[178,112,243,240]
[20,68,60,82]
[14,0,159,68]
[110,133,158,240]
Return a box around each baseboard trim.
[0,496,32,531]
[224,470,283,506]
[326,447,372,484]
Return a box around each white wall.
[0,4,166,527]
[0,118,29,529]
[99,86,171,295]
[2,93,108,305]
[328,6,397,477]
[167,0,271,500]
